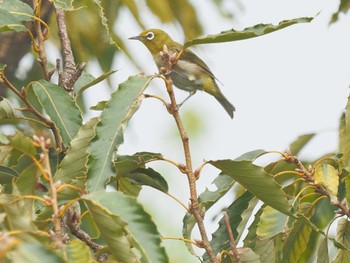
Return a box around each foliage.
[0,0,350,263]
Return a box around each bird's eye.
[146,32,155,40]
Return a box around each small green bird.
[129,29,235,118]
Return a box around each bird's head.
[129,29,175,55]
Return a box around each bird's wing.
[177,48,221,83]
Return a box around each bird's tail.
[214,91,235,119]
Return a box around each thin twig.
[223,211,240,263]
[159,46,217,263]
[35,135,65,248]
[55,8,85,93]
[33,0,50,80]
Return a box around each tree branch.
[55,8,85,93]
[159,46,217,263]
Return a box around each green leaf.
[208,191,254,257]
[87,76,153,192]
[282,203,314,263]
[90,100,108,111]
[113,152,168,192]
[317,236,329,263]
[0,9,27,32]
[244,206,264,249]
[15,162,39,195]
[7,243,64,263]
[145,0,174,22]
[330,0,350,24]
[339,96,350,169]
[289,133,315,155]
[252,237,275,263]
[0,165,19,179]
[31,80,83,147]
[183,173,235,256]
[54,118,99,201]
[114,152,163,175]
[314,164,339,202]
[169,0,202,39]
[82,191,168,262]
[0,0,33,32]
[50,0,74,10]
[75,70,117,99]
[0,0,34,21]
[257,205,288,239]
[117,177,142,196]
[9,132,36,157]
[333,218,350,263]
[66,239,93,263]
[184,16,314,48]
[221,247,260,263]
[119,167,168,192]
[235,197,259,243]
[209,159,292,216]
[0,98,16,119]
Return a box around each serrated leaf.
[15,161,39,196]
[244,207,264,248]
[31,80,83,147]
[0,98,16,119]
[333,218,350,263]
[54,118,98,201]
[257,205,288,239]
[282,203,314,263]
[209,159,292,216]
[7,243,64,263]
[0,166,19,193]
[184,16,314,48]
[220,247,260,263]
[82,191,168,262]
[66,239,93,263]
[87,76,153,192]
[314,164,339,202]
[236,197,259,243]
[317,236,329,263]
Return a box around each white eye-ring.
[146,32,155,40]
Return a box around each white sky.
[83,0,350,261]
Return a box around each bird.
[129,29,235,118]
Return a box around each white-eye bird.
[129,29,235,118]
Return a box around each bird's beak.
[128,35,141,40]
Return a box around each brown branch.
[223,211,241,263]
[55,8,85,93]
[64,206,108,262]
[160,47,217,262]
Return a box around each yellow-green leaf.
[314,164,339,202]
